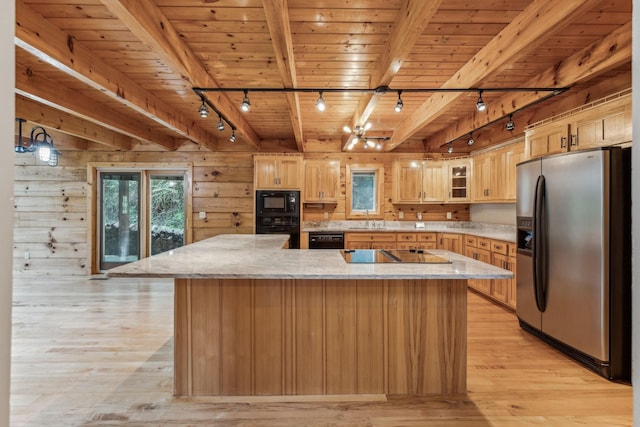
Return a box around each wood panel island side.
[108,235,512,397]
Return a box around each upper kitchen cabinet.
[391,160,446,204]
[472,140,525,202]
[254,155,303,190]
[525,92,631,159]
[525,121,569,159]
[446,159,471,203]
[303,159,340,203]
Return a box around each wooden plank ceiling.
[15,0,632,154]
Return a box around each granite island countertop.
[303,221,516,242]
[108,234,513,280]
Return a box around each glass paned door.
[149,174,185,255]
[100,172,141,270]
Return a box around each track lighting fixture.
[394,91,403,112]
[447,143,454,154]
[229,129,236,143]
[476,90,486,112]
[467,134,475,146]
[240,90,251,112]
[505,114,515,131]
[315,92,326,112]
[217,115,225,131]
[198,99,209,118]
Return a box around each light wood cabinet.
[465,236,492,295]
[303,159,340,203]
[525,93,631,159]
[472,141,524,202]
[437,232,463,254]
[345,232,396,250]
[391,160,446,203]
[446,159,470,202]
[396,232,437,250]
[254,155,302,189]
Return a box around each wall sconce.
[15,118,58,166]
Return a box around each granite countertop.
[108,234,513,280]
[303,221,516,243]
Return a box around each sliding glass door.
[98,170,187,271]
[149,174,185,255]
[99,172,141,270]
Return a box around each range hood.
[340,249,451,264]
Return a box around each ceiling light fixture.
[229,129,236,143]
[217,115,225,131]
[14,118,58,166]
[240,90,251,112]
[476,90,486,112]
[447,143,454,154]
[315,92,326,112]
[198,99,209,118]
[343,122,389,150]
[394,91,403,113]
[506,114,515,131]
[467,134,475,146]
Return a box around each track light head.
[467,134,475,146]
[316,92,326,112]
[217,115,225,131]
[476,90,486,112]
[240,90,251,112]
[506,114,515,131]
[394,91,403,113]
[448,143,454,154]
[229,130,236,143]
[198,100,209,118]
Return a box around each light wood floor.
[10,277,632,426]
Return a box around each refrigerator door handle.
[533,174,547,312]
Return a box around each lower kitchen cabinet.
[344,232,396,250]
[437,232,463,254]
[465,237,517,311]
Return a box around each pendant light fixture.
[447,142,454,154]
[217,115,225,131]
[467,133,475,146]
[505,114,515,131]
[229,129,236,143]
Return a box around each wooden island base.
[174,278,467,397]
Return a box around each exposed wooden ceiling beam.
[100,0,261,149]
[262,0,304,152]
[16,62,177,150]
[15,0,217,152]
[386,0,603,151]
[424,21,632,151]
[16,96,134,151]
[342,0,443,150]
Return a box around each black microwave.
[256,190,300,216]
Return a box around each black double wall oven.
[255,190,300,248]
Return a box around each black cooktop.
[340,249,451,264]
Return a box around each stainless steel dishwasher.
[308,232,344,249]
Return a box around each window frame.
[345,163,385,219]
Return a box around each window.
[346,164,384,219]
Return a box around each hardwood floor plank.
[10,277,632,426]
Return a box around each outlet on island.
[323,211,329,219]
[446,212,452,219]
[398,211,404,219]
[417,212,422,220]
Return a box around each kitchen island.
[109,234,511,397]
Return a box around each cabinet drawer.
[397,233,417,242]
[491,240,509,255]
[346,232,396,242]
[417,233,437,243]
[477,237,491,250]
[508,244,517,257]
[464,236,477,247]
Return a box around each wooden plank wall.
[13,149,469,276]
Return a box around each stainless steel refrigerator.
[515,147,631,381]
